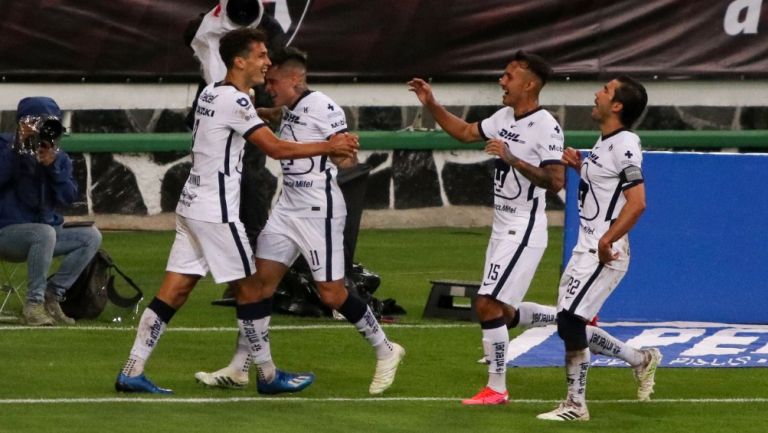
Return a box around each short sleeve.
[478,107,512,141]
[227,93,265,138]
[537,118,565,165]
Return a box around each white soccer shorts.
[166,215,255,284]
[557,251,628,320]
[256,211,345,282]
[477,237,546,307]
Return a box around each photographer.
[0,97,101,326]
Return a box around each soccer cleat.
[115,373,173,394]
[537,400,590,421]
[635,347,662,401]
[369,342,406,395]
[476,356,490,365]
[194,367,249,389]
[23,303,55,326]
[44,297,75,325]
[461,387,509,405]
[257,369,315,395]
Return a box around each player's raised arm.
[247,127,358,160]
[407,78,481,143]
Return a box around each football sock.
[565,348,590,406]
[586,326,645,366]
[514,302,557,328]
[237,300,275,383]
[122,297,176,377]
[482,317,508,393]
[227,330,253,375]
[340,294,394,359]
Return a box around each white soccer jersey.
[574,128,644,269]
[176,82,266,223]
[478,107,564,248]
[271,90,348,218]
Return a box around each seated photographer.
[0,97,102,326]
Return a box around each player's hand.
[328,132,359,158]
[36,141,57,166]
[485,139,519,165]
[597,237,619,264]
[562,147,582,170]
[407,78,435,106]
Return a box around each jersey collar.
[289,89,314,111]
[601,127,630,141]
[513,106,544,121]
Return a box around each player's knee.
[474,295,504,321]
[557,310,588,351]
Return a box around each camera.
[14,115,64,155]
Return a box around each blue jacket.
[0,97,78,229]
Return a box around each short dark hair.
[219,28,267,69]
[613,75,648,128]
[270,46,308,68]
[511,50,552,85]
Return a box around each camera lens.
[39,118,63,141]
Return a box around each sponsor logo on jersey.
[196,105,215,117]
[331,120,346,129]
[283,112,306,126]
[548,144,564,152]
[499,128,525,143]
[283,179,314,188]
[580,222,596,235]
[200,91,218,104]
[236,97,250,107]
[494,203,517,214]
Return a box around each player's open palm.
[407,78,435,105]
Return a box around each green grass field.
[1,227,766,433]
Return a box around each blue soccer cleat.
[115,373,173,394]
[257,369,315,395]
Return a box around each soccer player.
[409,51,567,405]
[194,47,405,395]
[114,28,359,394]
[537,76,661,422]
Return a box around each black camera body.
[14,115,64,155]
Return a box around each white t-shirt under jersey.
[271,90,348,218]
[176,82,266,223]
[573,128,644,270]
[478,107,564,248]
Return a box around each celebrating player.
[537,76,661,422]
[193,47,405,395]
[115,28,358,394]
[409,51,567,405]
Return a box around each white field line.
[0,323,477,332]
[1,397,767,405]
[3,321,767,332]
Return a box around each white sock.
[227,331,253,375]
[354,306,393,359]
[516,302,557,328]
[586,326,645,366]
[483,324,508,393]
[122,308,166,377]
[565,349,590,406]
[238,316,275,383]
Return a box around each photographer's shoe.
[115,373,173,394]
[23,303,55,326]
[44,296,75,325]
[257,369,315,395]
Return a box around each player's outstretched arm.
[256,107,282,124]
[247,127,358,160]
[407,78,481,143]
[485,139,565,194]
